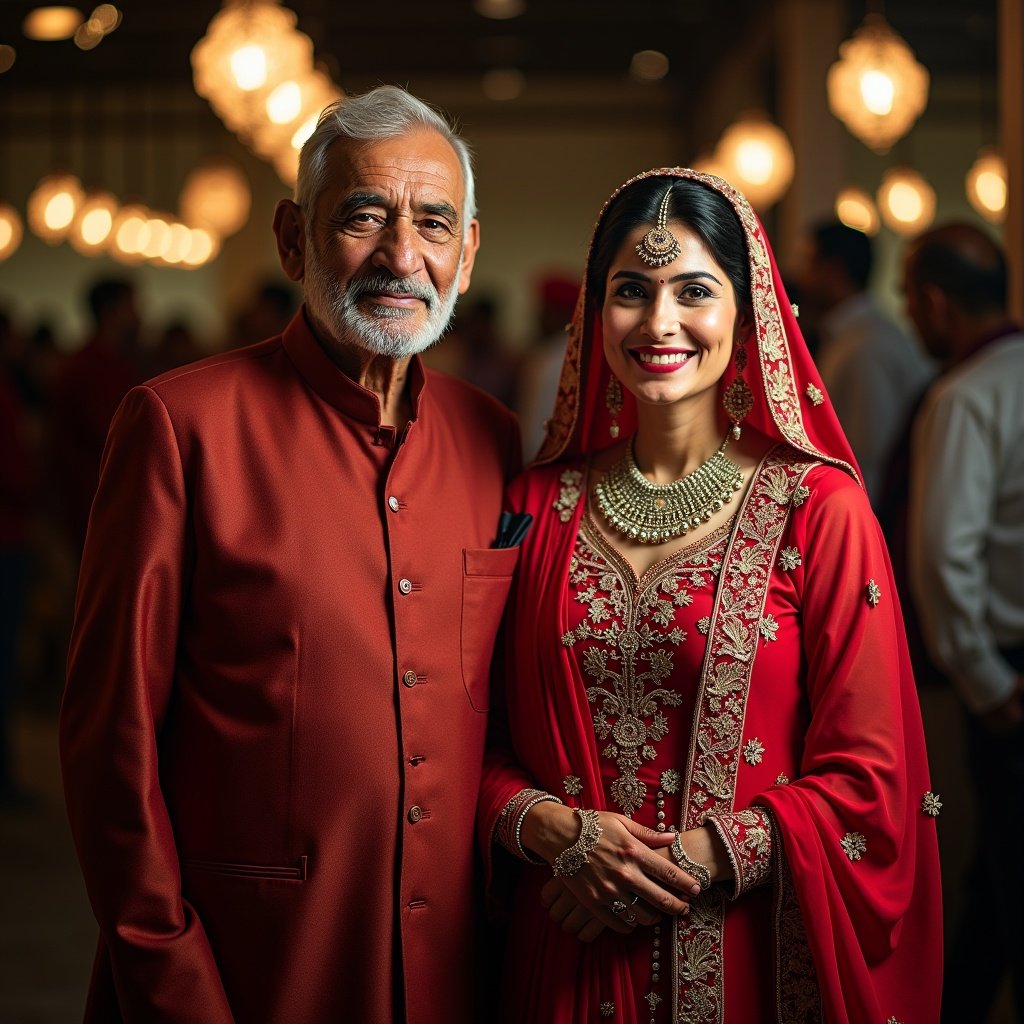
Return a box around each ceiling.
[0,0,997,96]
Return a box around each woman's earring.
[606,376,623,439]
[722,338,753,441]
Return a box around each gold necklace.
[594,432,743,544]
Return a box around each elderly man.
[60,86,521,1024]
[904,223,1024,1022]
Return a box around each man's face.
[299,128,478,359]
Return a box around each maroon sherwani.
[60,309,521,1023]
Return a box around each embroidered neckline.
[580,510,735,596]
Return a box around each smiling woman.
[478,168,943,1023]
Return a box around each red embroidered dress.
[478,169,942,1024]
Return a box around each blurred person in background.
[904,223,1024,1023]
[797,220,933,505]
[51,278,141,555]
[229,279,299,349]
[517,272,580,460]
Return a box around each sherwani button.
[402,670,418,687]
[388,496,400,512]
[408,805,423,823]
[398,578,413,595]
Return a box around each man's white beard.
[304,238,463,359]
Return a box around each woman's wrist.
[520,800,580,864]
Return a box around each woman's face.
[601,219,746,412]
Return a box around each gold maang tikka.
[636,186,682,267]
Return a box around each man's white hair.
[295,84,476,235]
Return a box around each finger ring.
[624,910,637,924]
[610,900,628,915]
[628,894,640,907]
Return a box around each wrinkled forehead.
[317,129,466,219]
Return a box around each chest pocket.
[461,546,520,712]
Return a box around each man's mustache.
[346,273,437,309]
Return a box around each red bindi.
[659,277,665,284]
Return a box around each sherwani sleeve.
[908,383,1016,713]
[754,469,939,1023]
[60,386,234,1023]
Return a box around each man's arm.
[60,386,234,1023]
[908,385,1017,714]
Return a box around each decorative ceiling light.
[141,214,174,261]
[27,172,84,243]
[22,6,84,41]
[630,50,669,83]
[250,70,338,160]
[0,203,24,261]
[827,14,929,154]
[161,222,195,266]
[191,1,314,140]
[68,189,119,253]
[183,227,219,267]
[965,148,1007,225]
[0,45,16,73]
[91,4,120,33]
[714,113,794,210]
[178,158,251,238]
[110,202,151,263]
[877,167,936,235]
[835,187,880,235]
[474,0,525,19]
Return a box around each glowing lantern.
[0,203,24,261]
[835,187,880,236]
[827,15,929,154]
[877,167,936,236]
[27,172,84,243]
[714,114,794,210]
[965,148,1007,225]
[69,190,119,254]
[179,158,251,237]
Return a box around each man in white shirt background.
[905,222,1024,1022]
[797,220,934,505]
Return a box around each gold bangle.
[552,808,603,878]
[671,833,712,890]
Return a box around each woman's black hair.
[588,176,751,310]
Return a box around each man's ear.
[457,219,480,294]
[273,199,306,282]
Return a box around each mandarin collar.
[281,306,427,428]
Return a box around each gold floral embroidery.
[570,516,728,816]
[866,580,882,607]
[887,1017,903,1024]
[759,614,779,642]
[675,451,815,1023]
[775,835,824,1022]
[841,832,867,861]
[644,991,662,1013]
[553,469,583,522]
[563,775,582,796]
[776,773,790,786]
[922,791,942,817]
[660,768,681,794]
[779,546,801,571]
[697,615,711,634]
[708,808,774,896]
[805,383,824,406]
[743,738,766,765]
[600,1002,614,1017]
[792,484,811,507]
